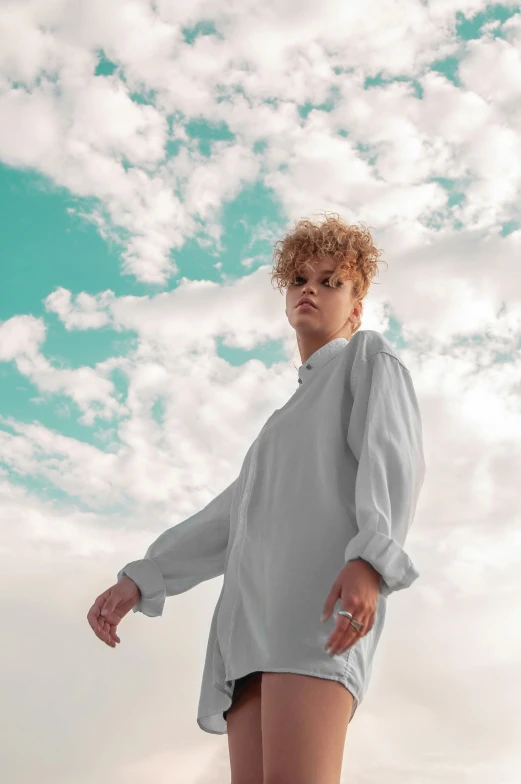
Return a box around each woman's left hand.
[321,559,381,656]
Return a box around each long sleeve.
[117,476,239,617]
[344,349,426,598]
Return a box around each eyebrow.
[301,269,336,275]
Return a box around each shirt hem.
[197,666,362,735]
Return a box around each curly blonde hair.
[269,211,386,339]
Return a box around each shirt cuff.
[344,530,420,598]
[117,558,167,617]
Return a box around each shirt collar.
[297,337,349,385]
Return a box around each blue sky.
[1,2,520,783]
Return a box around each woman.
[87,212,426,783]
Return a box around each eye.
[293,276,336,287]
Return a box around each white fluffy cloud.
[44,287,114,329]
[0,0,519,284]
[0,313,125,424]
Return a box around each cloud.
[44,287,115,330]
[0,313,125,425]
[0,0,517,287]
[0,314,46,360]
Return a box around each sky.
[1,1,520,782]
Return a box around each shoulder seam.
[364,349,410,373]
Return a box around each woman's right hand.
[87,576,141,648]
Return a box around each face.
[285,255,361,365]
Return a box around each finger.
[87,598,116,646]
[110,623,121,643]
[87,596,106,635]
[87,588,111,632]
[322,583,341,623]
[334,615,369,655]
[329,628,355,656]
[325,614,352,653]
[98,619,110,645]
[99,586,117,618]
[325,624,340,652]
[104,621,120,646]
[87,607,98,634]
[327,611,365,654]
[103,621,116,647]
[337,631,356,655]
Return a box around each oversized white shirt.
[117,329,426,734]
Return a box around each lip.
[297,299,317,309]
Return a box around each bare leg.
[227,672,264,784]
[261,673,354,784]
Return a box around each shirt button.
[306,364,312,369]
[298,378,302,384]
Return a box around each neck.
[297,331,351,365]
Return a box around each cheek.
[329,296,350,320]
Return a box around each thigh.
[261,672,354,784]
[226,672,264,784]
